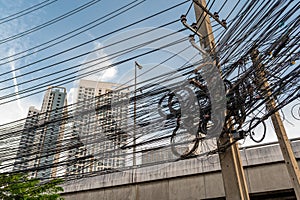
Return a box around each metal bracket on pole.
[181,14,204,38]
[192,0,228,29]
[189,35,208,56]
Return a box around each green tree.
[0,173,64,200]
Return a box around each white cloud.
[0,99,39,125]
[100,66,117,81]
[8,49,24,114]
[0,2,42,125]
[67,87,76,106]
[79,36,117,82]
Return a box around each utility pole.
[193,1,250,199]
[250,49,300,199]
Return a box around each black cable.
[0,19,180,93]
[0,0,58,25]
[0,36,188,105]
[0,0,145,67]
[0,0,103,45]
[1,0,299,181]
[0,0,189,79]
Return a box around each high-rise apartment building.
[66,80,129,177]
[13,86,67,179]
[13,106,40,174]
[36,86,67,178]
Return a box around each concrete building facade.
[14,86,68,179]
[36,86,67,179]
[13,106,40,175]
[66,80,129,177]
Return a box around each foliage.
[0,173,64,200]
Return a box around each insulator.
[214,12,219,18]
[180,14,187,23]
[191,22,198,30]
[221,19,227,26]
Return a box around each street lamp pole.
[133,63,137,166]
[133,61,142,166]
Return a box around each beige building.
[14,86,68,179]
[36,86,68,179]
[66,80,129,177]
[13,106,40,176]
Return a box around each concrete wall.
[62,140,300,200]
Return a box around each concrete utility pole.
[193,1,250,199]
[250,49,300,199]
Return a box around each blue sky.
[0,0,299,147]
[0,0,197,121]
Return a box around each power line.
[0,0,189,78]
[0,0,145,66]
[0,0,58,25]
[0,0,103,45]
